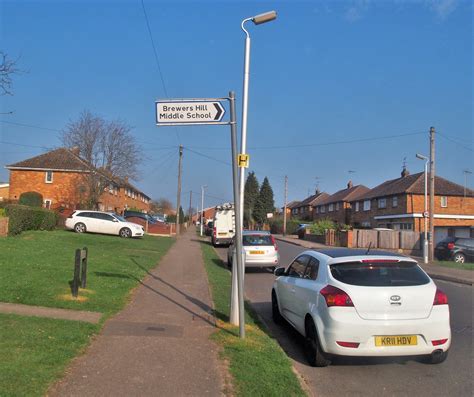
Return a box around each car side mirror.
[274,267,286,277]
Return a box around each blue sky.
[1,0,472,210]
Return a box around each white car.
[227,231,279,269]
[272,249,450,367]
[65,210,144,238]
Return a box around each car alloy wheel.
[305,319,331,367]
[120,228,132,238]
[453,253,465,263]
[74,222,86,233]
[271,290,283,325]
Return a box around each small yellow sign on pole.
[237,153,249,168]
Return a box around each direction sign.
[156,99,225,126]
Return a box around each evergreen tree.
[243,171,259,227]
[254,177,275,225]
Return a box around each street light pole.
[200,185,207,236]
[416,153,429,264]
[237,10,277,339]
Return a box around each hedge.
[5,204,58,235]
[19,191,43,207]
[269,218,305,235]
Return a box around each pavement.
[49,228,224,397]
[274,234,474,286]
[0,302,102,323]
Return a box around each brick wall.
[9,170,88,209]
[313,201,350,224]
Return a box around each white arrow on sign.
[156,100,225,125]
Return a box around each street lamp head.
[251,10,277,25]
[416,153,428,161]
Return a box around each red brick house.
[313,181,370,225]
[349,169,474,243]
[6,148,151,213]
[281,200,300,217]
[290,191,329,221]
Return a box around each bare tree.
[150,198,173,214]
[0,51,22,95]
[62,110,142,208]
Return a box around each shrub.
[269,218,305,235]
[0,208,5,217]
[309,219,336,235]
[5,204,58,235]
[19,191,43,207]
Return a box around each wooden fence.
[351,229,421,254]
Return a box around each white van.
[212,203,235,246]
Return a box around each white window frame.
[315,206,319,214]
[392,196,398,207]
[44,199,52,209]
[441,196,448,208]
[363,200,371,211]
[355,202,360,212]
[320,205,326,213]
[45,171,53,184]
[378,198,387,209]
[328,203,334,212]
[336,202,340,211]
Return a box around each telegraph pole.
[188,190,193,227]
[283,175,288,236]
[176,145,183,235]
[429,127,435,262]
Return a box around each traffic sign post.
[156,99,226,126]
[155,93,246,338]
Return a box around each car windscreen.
[330,261,430,287]
[243,235,273,246]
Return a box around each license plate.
[218,232,227,236]
[375,335,417,347]
[249,250,264,254]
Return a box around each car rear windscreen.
[243,235,273,246]
[330,261,430,287]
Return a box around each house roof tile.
[6,148,91,172]
[317,185,370,206]
[352,172,473,201]
[294,192,329,208]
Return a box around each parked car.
[65,210,144,238]
[435,237,474,263]
[272,249,450,367]
[204,221,214,236]
[124,210,157,224]
[227,231,279,270]
[295,223,310,239]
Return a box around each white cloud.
[344,0,371,22]
[426,0,459,20]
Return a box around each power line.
[183,147,231,166]
[437,132,473,152]
[0,120,62,133]
[0,141,53,149]
[140,0,181,144]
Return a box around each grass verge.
[200,241,306,397]
[0,230,174,396]
[0,313,98,396]
[0,230,174,315]
[434,260,474,271]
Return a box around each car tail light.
[433,288,448,305]
[270,235,278,251]
[447,242,455,250]
[361,259,399,263]
[431,339,448,346]
[336,341,360,348]
[320,285,354,307]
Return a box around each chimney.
[347,180,353,189]
[70,146,80,156]
[401,166,410,178]
[315,187,320,195]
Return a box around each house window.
[378,198,386,209]
[441,196,448,208]
[355,202,360,212]
[44,199,52,209]
[315,207,319,214]
[320,205,326,213]
[392,196,398,207]
[45,171,53,183]
[363,200,371,211]
[328,204,334,212]
[336,202,339,211]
